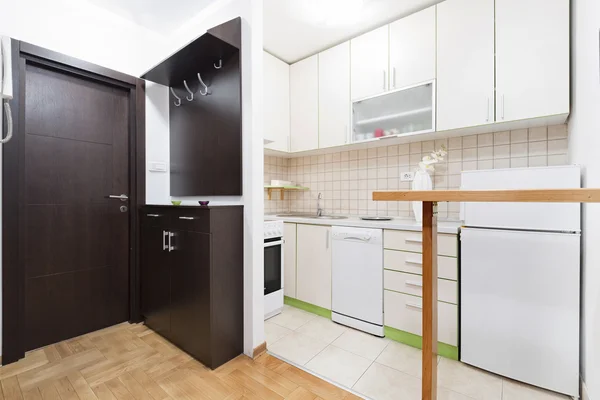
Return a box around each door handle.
[486,97,490,122]
[106,194,129,202]
[406,259,423,265]
[168,232,175,252]
[382,70,387,91]
[405,238,423,244]
[501,94,505,120]
[392,67,396,89]
[147,214,161,217]
[163,230,169,251]
[178,216,195,220]
[406,302,423,310]
[406,280,423,288]
[326,230,330,250]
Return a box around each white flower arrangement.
[417,145,447,173]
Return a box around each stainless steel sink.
[276,213,348,220]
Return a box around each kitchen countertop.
[264,214,462,234]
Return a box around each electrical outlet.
[400,171,414,182]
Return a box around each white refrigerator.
[460,166,580,397]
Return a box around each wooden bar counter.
[372,189,600,400]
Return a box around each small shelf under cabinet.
[264,186,309,200]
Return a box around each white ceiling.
[264,0,444,63]
[86,0,216,36]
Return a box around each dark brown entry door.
[23,62,130,350]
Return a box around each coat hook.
[197,73,209,96]
[170,87,181,107]
[183,80,194,101]
[214,59,222,69]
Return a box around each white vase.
[411,169,433,223]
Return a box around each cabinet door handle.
[392,67,396,89]
[169,232,175,252]
[406,259,423,265]
[382,70,387,90]
[163,230,169,251]
[501,94,505,120]
[406,280,423,288]
[178,216,195,220]
[405,238,423,244]
[406,302,423,310]
[486,97,490,122]
[147,214,161,218]
[345,125,348,144]
[326,230,330,250]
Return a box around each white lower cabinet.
[296,224,332,309]
[384,270,457,305]
[283,223,297,298]
[384,290,458,346]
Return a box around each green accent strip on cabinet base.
[284,297,332,319]
[384,326,459,361]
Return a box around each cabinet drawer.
[384,290,458,346]
[384,250,457,281]
[140,209,170,227]
[170,210,211,233]
[384,230,457,257]
[384,270,457,304]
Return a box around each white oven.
[264,220,284,319]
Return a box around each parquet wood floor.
[0,323,361,400]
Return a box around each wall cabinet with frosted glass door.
[351,81,435,144]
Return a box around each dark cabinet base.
[140,205,243,369]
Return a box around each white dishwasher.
[332,226,384,336]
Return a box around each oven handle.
[264,240,284,248]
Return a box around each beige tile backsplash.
[264,124,569,220]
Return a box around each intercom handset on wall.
[1,35,14,144]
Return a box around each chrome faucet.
[317,192,323,216]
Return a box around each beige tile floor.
[266,305,571,400]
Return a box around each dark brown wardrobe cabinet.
[140,205,243,369]
[141,17,242,196]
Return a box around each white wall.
[1,0,264,357]
[568,0,600,398]
[0,0,167,76]
[145,0,265,355]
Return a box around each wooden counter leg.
[422,201,438,400]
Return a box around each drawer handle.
[406,259,423,265]
[406,302,423,310]
[406,280,423,288]
[405,238,423,244]
[179,216,195,220]
[147,214,161,217]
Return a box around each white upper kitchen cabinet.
[437,0,495,131]
[318,42,351,149]
[389,6,436,90]
[351,25,389,100]
[290,55,319,152]
[296,224,332,310]
[495,0,569,122]
[263,52,290,152]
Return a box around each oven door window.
[264,241,282,295]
